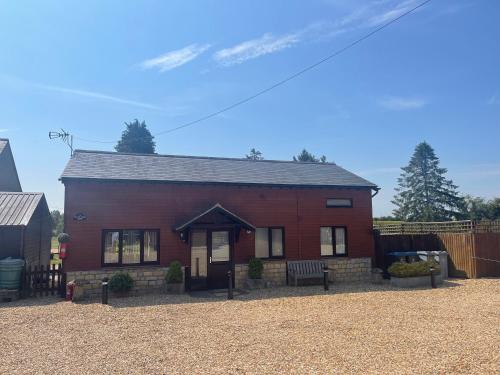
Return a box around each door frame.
[207,228,235,289]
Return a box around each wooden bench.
[287,260,328,286]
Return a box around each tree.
[293,149,327,163]
[462,195,500,220]
[392,142,464,221]
[115,119,156,154]
[50,210,64,236]
[246,148,264,160]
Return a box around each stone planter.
[244,278,272,290]
[165,283,183,294]
[390,273,443,288]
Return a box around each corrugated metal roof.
[61,150,378,189]
[0,192,44,226]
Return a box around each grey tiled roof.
[0,192,44,226]
[0,139,8,155]
[61,150,377,188]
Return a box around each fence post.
[60,271,67,298]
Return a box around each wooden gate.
[22,264,67,298]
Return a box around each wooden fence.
[374,220,500,235]
[374,232,500,278]
[22,264,66,298]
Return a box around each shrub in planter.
[248,257,264,279]
[388,260,440,278]
[165,261,183,284]
[109,272,134,294]
[57,233,70,244]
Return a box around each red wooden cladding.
[63,181,375,272]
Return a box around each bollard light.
[227,270,233,300]
[102,277,109,304]
[323,266,329,291]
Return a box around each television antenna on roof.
[49,129,73,156]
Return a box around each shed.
[0,192,52,266]
[0,138,22,192]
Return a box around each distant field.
[51,236,58,249]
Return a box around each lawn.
[1,279,498,374]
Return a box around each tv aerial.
[49,129,73,156]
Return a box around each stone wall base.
[235,257,372,288]
[67,266,179,299]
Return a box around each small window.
[255,227,285,258]
[102,229,159,266]
[320,226,347,256]
[326,198,352,208]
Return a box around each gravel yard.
[1,279,499,374]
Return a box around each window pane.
[320,227,333,256]
[191,230,207,277]
[104,231,120,264]
[335,227,346,255]
[326,198,352,207]
[122,230,141,264]
[271,228,283,257]
[144,231,158,262]
[211,231,229,262]
[255,228,269,258]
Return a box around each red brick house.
[61,150,378,294]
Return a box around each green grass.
[51,236,59,249]
[50,253,62,266]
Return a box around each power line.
[73,0,431,144]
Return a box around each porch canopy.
[174,203,255,242]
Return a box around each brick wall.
[63,181,374,272]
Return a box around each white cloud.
[36,84,162,110]
[140,44,211,72]
[0,128,8,133]
[378,96,427,110]
[213,33,301,66]
[212,1,431,67]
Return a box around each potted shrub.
[165,261,183,294]
[109,272,134,297]
[388,260,442,288]
[245,258,268,289]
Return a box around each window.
[255,227,285,258]
[102,229,159,266]
[320,227,347,256]
[326,198,353,208]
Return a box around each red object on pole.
[66,283,74,301]
[59,243,68,259]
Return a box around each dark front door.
[208,230,233,289]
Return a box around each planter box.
[165,283,183,294]
[244,278,272,290]
[390,273,443,288]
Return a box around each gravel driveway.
[1,279,499,374]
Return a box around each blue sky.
[1,0,499,216]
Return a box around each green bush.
[109,272,134,293]
[388,260,440,278]
[57,232,70,244]
[248,257,264,279]
[165,261,183,284]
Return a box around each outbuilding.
[61,150,378,295]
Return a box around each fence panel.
[23,264,66,298]
[474,233,500,277]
